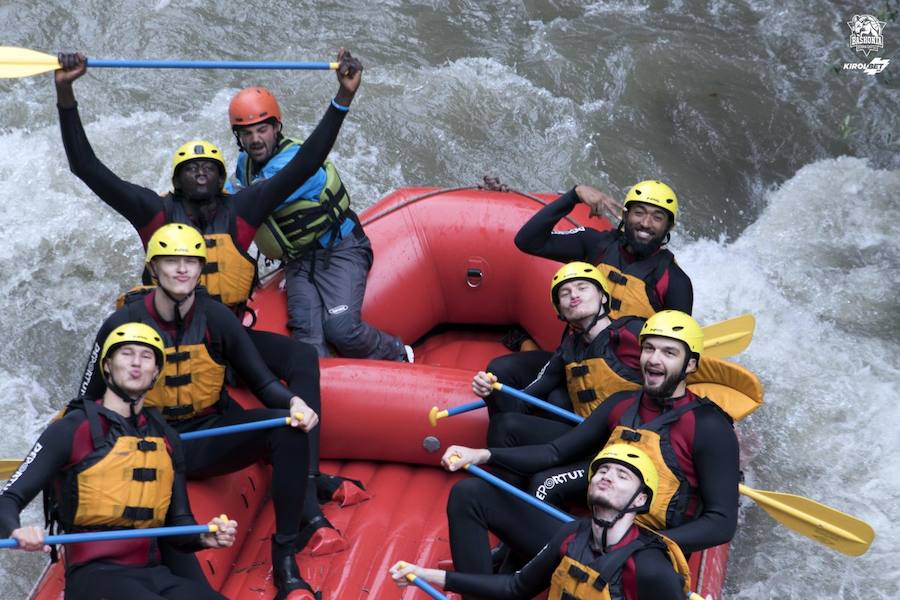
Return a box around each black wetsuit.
[445,520,684,600]
[514,189,693,314]
[448,389,739,575]
[80,292,309,547]
[60,100,334,502]
[486,188,693,423]
[0,404,224,600]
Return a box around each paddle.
[0,46,338,79]
[0,518,226,549]
[738,484,874,557]
[0,414,302,478]
[428,313,755,425]
[429,382,582,426]
[701,313,755,358]
[449,458,707,599]
[444,400,873,556]
[395,562,450,600]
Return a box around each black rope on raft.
[360,175,584,230]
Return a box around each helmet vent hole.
[672,325,684,331]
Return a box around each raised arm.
[514,188,611,262]
[56,52,167,231]
[233,49,363,226]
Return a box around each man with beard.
[485,181,692,415]
[225,86,412,362]
[389,445,689,600]
[475,262,644,509]
[55,49,364,552]
[516,180,692,320]
[440,310,739,576]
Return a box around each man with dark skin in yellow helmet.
[55,49,365,552]
[484,181,694,424]
[440,311,739,578]
[390,446,689,600]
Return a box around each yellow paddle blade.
[0,46,61,78]
[739,484,875,556]
[701,314,755,358]
[0,459,23,479]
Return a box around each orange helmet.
[229,87,282,127]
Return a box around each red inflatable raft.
[29,186,731,599]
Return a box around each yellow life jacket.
[564,318,643,417]
[549,522,691,600]
[686,355,764,422]
[159,195,258,308]
[201,233,257,308]
[124,291,227,421]
[594,237,676,320]
[243,138,352,261]
[55,401,175,531]
[605,396,709,531]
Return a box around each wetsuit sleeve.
[58,104,164,230]
[209,303,294,408]
[444,521,576,598]
[661,263,693,314]
[522,352,566,399]
[231,103,349,227]
[161,435,205,552]
[488,395,618,474]
[613,318,643,370]
[513,188,610,262]
[0,415,82,537]
[633,549,686,600]
[77,311,128,400]
[660,405,739,553]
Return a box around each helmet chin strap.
[105,370,151,426]
[592,487,644,551]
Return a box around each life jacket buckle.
[621,430,642,442]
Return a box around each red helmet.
[229,87,282,127]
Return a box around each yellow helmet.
[589,443,658,513]
[639,310,703,356]
[624,180,678,223]
[145,223,207,264]
[171,140,226,178]
[100,322,166,382]
[550,261,610,312]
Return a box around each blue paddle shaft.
[180,416,289,440]
[446,399,486,417]
[0,524,211,548]
[467,464,575,523]
[494,384,584,424]
[410,577,449,600]
[87,59,334,70]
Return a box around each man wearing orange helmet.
[54,49,366,547]
[225,86,412,362]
